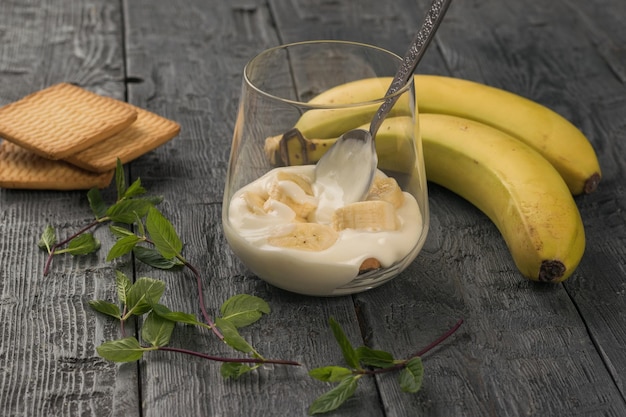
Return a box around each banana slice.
[276,171,314,195]
[242,191,268,215]
[267,223,338,251]
[266,174,317,220]
[367,176,404,208]
[333,200,398,231]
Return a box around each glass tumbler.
[222,40,429,296]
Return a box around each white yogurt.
[223,165,424,296]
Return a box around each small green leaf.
[97,337,146,362]
[38,225,56,252]
[87,188,107,219]
[122,177,146,199]
[329,317,359,370]
[151,304,202,326]
[134,211,146,237]
[106,234,141,261]
[145,207,182,260]
[115,159,126,200]
[133,246,183,270]
[220,362,255,379]
[88,300,121,319]
[106,198,155,224]
[141,311,175,347]
[308,375,360,415]
[62,233,100,255]
[398,357,424,393]
[115,270,132,304]
[109,225,135,239]
[220,294,270,328]
[125,277,166,316]
[356,346,395,368]
[309,366,353,382]
[215,317,253,354]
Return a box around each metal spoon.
[314,0,453,206]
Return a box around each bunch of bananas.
[263,75,601,283]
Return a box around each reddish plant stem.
[158,345,301,366]
[412,318,464,358]
[362,318,464,376]
[181,259,224,341]
[43,220,101,275]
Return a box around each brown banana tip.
[583,172,601,194]
[538,260,566,282]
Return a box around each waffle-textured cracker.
[0,83,137,160]
[0,140,113,190]
[65,105,180,172]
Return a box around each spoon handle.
[369,0,453,137]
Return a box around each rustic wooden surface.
[1,0,625,416]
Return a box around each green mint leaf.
[219,294,270,328]
[309,366,353,382]
[87,188,107,219]
[308,375,359,415]
[109,225,135,239]
[106,198,155,224]
[115,270,132,304]
[145,207,182,260]
[141,311,175,347]
[329,317,360,370]
[215,317,253,354]
[122,177,146,199]
[38,225,56,252]
[107,234,141,261]
[220,362,254,379]
[115,159,126,200]
[125,277,166,316]
[63,233,100,255]
[134,211,146,237]
[88,300,121,319]
[97,337,145,362]
[151,303,202,326]
[398,357,424,393]
[133,246,184,270]
[355,346,395,368]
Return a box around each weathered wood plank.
[271,0,626,416]
[1,0,625,416]
[123,0,382,415]
[0,1,139,416]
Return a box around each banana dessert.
[223,166,423,296]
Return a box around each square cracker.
[0,83,137,160]
[65,105,180,173]
[0,140,113,190]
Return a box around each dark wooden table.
[1,0,625,416]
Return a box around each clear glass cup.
[222,40,429,296]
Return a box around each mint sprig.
[39,159,463,414]
[308,317,463,415]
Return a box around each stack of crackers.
[0,83,180,190]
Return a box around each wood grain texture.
[272,0,626,416]
[0,1,137,416]
[123,1,382,415]
[1,0,625,416]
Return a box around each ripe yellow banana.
[414,75,600,195]
[290,75,601,195]
[264,117,416,173]
[294,80,413,139]
[421,113,585,282]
